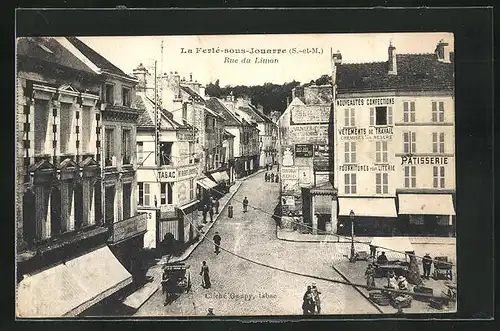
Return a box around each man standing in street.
[422,253,433,280]
[209,203,214,222]
[227,202,233,218]
[311,283,322,314]
[243,197,248,213]
[214,198,220,214]
[202,204,208,223]
[213,231,222,254]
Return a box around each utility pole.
[154,60,160,166]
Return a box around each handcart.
[161,262,192,304]
[433,256,453,280]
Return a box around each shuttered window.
[122,183,131,220]
[94,182,102,224]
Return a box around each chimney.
[190,73,193,82]
[331,50,342,86]
[388,41,397,75]
[435,39,451,63]
[167,71,181,99]
[132,63,148,91]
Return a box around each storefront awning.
[398,194,456,215]
[210,171,229,184]
[338,197,397,218]
[197,177,217,190]
[16,246,132,317]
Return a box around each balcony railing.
[108,213,147,244]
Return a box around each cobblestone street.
[135,171,380,316]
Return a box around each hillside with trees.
[205,75,332,115]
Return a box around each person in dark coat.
[214,198,220,214]
[311,283,322,314]
[202,204,208,223]
[209,204,214,222]
[275,174,279,183]
[213,231,222,254]
[377,251,389,265]
[422,253,433,279]
[302,286,315,315]
[266,163,269,171]
[200,261,211,289]
[207,308,215,315]
[270,173,275,182]
[365,264,376,288]
[227,202,234,218]
[243,197,248,213]
[370,245,377,259]
[265,172,269,182]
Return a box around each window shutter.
[344,109,349,126]
[388,107,393,125]
[350,109,355,127]
[370,108,374,125]
[351,142,356,163]
[375,141,381,163]
[411,132,416,153]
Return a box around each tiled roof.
[135,94,155,128]
[16,37,96,75]
[206,98,241,126]
[136,93,191,130]
[336,53,454,93]
[65,37,136,80]
[180,86,206,104]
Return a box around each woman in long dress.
[200,261,211,289]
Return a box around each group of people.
[264,172,279,183]
[202,196,220,223]
[302,283,322,315]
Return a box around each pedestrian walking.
[207,308,215,315]
[214,198,220,214]
[422,253,433,280]
[200,261,211,289]
[365,264,376,288]
[302,286,315,315]
[266,163,269,171]
[265,172,269,182]
[275,174,279,183]
[209,205,214,222]
[270,173,275,182]
[227,202,233,218]
[369,245,377,259]
[202,204,208,223]
[213,231,221,254]
[311,283,322,314]
[243,197,248,213]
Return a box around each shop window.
[376,141,388,163]
[404,166,416,188]
[167,183,173,204]
[344,108,355,127]
[122,128,132,164]
[105,186,115,224]
[344,173,356,194]
[432,101,445,122]
[104,127,115,166]
[403,101,416,123]
[403,131,416,154]
[122,87,131,107]
[376,173,388,194]
[105,84,114,104]
[433,166,445,188]
[344,142,356,164]
[122,183,131,220]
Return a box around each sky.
[79,33,454,87]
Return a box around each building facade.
[333,40,456,237]
[16,37,139,317]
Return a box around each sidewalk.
[121,168,264,310]
[277,228,456,245]
[331,258,457,314]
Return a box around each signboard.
[157,169,176,182]
[177,181,188,205]
[295,144,314,157]
[337,126,394,141]
[298,167,312,185]
[289,125,329,144]
[281,167,298,180]
[313,158,330,171]
[338,164,396,172]
[142,210,157,249]
[282,146,294,166]
[112,213,147,243]
[281,179,299,194]
[160,204,176,219]
[291,105,330,124]
[177,131,194,141]
[336,97,395,108]
[315,174,330,186]
[177,166,198,179]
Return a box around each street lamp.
[349,210,356,262]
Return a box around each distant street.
[135,171,379,316]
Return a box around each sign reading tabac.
[291,105,330,124]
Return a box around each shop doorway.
[316,214,330,233]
